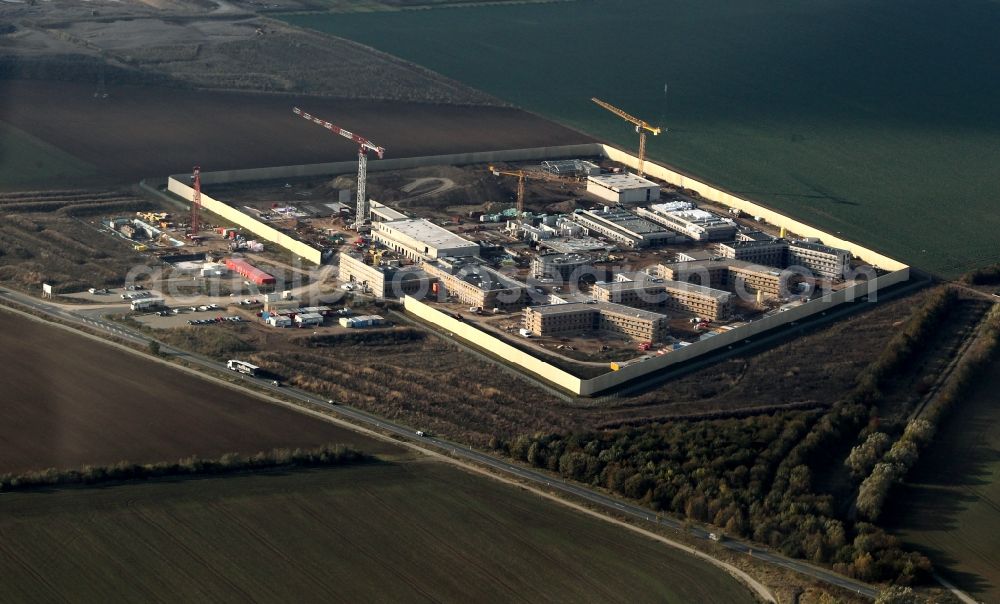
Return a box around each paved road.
[0,285,879,599]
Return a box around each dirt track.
[0,80,591,185]
[0,309,403,474]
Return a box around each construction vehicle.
[591,97,663,177]
[293,107,385,230]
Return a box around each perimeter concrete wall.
[403,295,583,394]
[165,143,910,395]
[193,144,604,186]
[580,268,909,395]
[404,268,908,396]
[599,145,906,271]
[167,177,323,265]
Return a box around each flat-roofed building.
[637,202,737,241]
[592,277,733,320]
[372,218,479,261]
[787,241,852,279]
[675,249,718,262]
[422,257,527,310]
[339,252,434,299]
[586,173,660,204]
[716,239,851,279]
[571,207,680,249]
[369,200,407,223]
[654,258,790,299]
[735,229,774,242]
[531,252,595,281]
[523,301,669,343]
[717,239,788,267]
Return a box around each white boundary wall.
[599,144,907,271]
[401,144,911,396]
[166,143,909,394]
[403,295,584,393]
[406,269,907,396]
[167,177,324,264]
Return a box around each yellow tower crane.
[489,166,528,219]
[591,97,662,177]
[488,166,563,224]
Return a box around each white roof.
[587,173,659,191]
[651,201,695,213]
[377,218,477,251]
[296,312,324,320]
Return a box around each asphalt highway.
[0,286,879,599]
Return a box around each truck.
[130,298,165,311]
[226,359,259,376]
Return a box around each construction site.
[154,101,904,394]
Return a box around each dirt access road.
[0,80,592,187]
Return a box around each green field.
[0,121,96,188]
[0,461,754,603]
[886,356,1000,602]
[282,0,1000,276]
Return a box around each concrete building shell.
[586,173,661,204]
[592,278,734,320]
[422,257,527,311]
[524,301,669,343]
[654,259,790,299]
[339,252,434,299]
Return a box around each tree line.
[493,287,964,585]
[0,444,368,492]
[855,302,1000,520]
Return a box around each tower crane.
[489,166,528,219]
[590,97,662,177]
[488,166,563,232]
[190,165,201,237]
[292,107,385,230]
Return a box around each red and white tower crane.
[292,107,386,229]
[190,165,202,237]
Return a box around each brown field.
[0,309,403,474]
[886,354,1000,602]
[0,462,755,603]
[0,79,591,187]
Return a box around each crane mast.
[490,167,528,218]
[191,165,201,237]
[591,97,662,177]
[292,107,385,229]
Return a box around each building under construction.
[339,251,434,299]
[523,301,669,343]
[422,257,527,311]
[654,259,791,299]
[592,276,734,321]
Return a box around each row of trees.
[497,409,931,583]
[855,303,1000,520]
[492,289,965,585]
[0,444,368,492]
